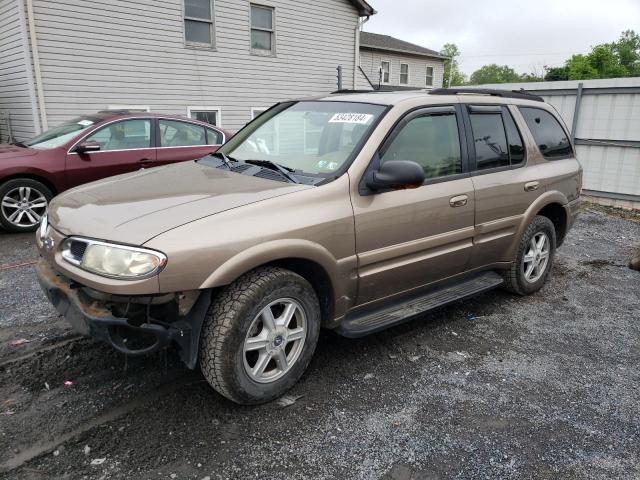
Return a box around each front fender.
[199,239,357,318]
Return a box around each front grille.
[69,240,87,259]
[61,238,88,265]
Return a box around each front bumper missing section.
[35,259,210,369]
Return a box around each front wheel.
[199,266,320,405]
[502,215,556,295]
[0,178,52,232]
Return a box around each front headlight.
[62,238,167,279]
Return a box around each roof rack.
[331,89,383,94]
[429,88,544,102]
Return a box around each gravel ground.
[0,208,638,480]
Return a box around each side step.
[336,271,504,338]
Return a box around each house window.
[251,107,268,119]
[400,63,409,85]
[187,106,221,126]
[250,4,275,54]
[425,66,434,87]
[184,0,214,46]
[381,61,391,84]
[106,105,150,112]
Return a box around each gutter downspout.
[17,0,40,135]
[25,0,47,131]
[353,15,370,89]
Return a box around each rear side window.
[469,112,509,169]
[206,128,223,145]
[381,113,462,180]
[503,110,525,164]
[159,120,206,147]
[519,107,573,159]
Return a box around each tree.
[468,64,523,85]
[560,30,640,80]
[440,43,465,86]
[544,66,569,81]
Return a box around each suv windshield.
[26,116,99,149]
[218,101,386,175]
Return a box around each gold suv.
[36,89,582,404]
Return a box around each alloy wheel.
[522,232,550,283]
[1,186,48,228]
[243,298,307,383]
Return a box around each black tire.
[502,215,557,295]
[199,266,321,405]
[0,178,52,233]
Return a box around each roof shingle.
[360,31,447,59]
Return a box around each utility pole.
[447,53,456,88]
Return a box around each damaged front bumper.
[35,259,210,369]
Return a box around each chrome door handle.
[524,181,540,192]
[449,194,468,207]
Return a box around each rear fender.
[506,190,568,259]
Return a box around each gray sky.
[363,0,640,77]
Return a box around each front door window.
[85,120,151,151]
[381,113,462,180]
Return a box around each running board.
[336,271,504,338]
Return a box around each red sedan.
[0,111,230,232]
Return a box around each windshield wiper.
[243,159,301,184]
[10,140,27,148]
[209,151,237,169]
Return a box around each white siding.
[0,0,37,141]
[357,48,444,90]
[31,0,360,132]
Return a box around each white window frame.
[186,106,222,127]
[106,105,150,112]
[425,66,434,87]
[184,0,215,48]
[250,4,276,56]
[399,63,409,85]
[251,107,269,119]
[380,60,391,84]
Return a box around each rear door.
[65,118,155,187]
[463,104,543,269]
[352,105,476,306]
[155,119,223,167]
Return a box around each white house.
[0,0,375,141]
[357,31,446,90]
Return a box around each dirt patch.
[582,202,640,223]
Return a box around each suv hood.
[48,161,311,245]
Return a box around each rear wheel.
[0,179,52,232]
[503,215,556,295]
[199,266,320,405]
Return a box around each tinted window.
[469,113,509,170]
[503,110,525,164]
[159,120,206,147]
[520,107,572,159]
[381,113,462,180]
[206,128,223,145]
[85,120,151,151]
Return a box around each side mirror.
[366,160,425,191]
[75,140,101,154]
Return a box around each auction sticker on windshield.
[328,113,373,124]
